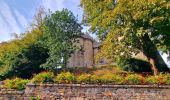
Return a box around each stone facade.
[0,84,170,100]
[67,34,102,68]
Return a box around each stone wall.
[0,84,170,100]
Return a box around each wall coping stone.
[26,84,170,89]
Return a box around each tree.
[9,44,48,78]
[81,0,170,75]
[0,28,47,79]
[41,9,82,71]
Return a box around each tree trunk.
[147,57,159,75]
[141,34,169,75]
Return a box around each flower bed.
[2,72,170,90]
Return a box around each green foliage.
[6,44,48,79]
[3,78,29,90]
[81,0,170,51]
[146,76,159,85]
[146,73,170,85]
[81,0,170,73]
[77,74,93,84]
[164,74,170,85]
[31,72,54,84]
[125,74,145,85]
[2,70,170,85]
[99,74,124,84]
[55,72,75,84]
[0,28,47,79]
[117,58,152,72]
[77,74,99,84]
[41,9,82,71]
[76,73,124,84]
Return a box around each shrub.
[156,74,167,85]
[77,74,92,84]
[3,78,29,90]
[93,69,113,76]
[89,75,100,84]
[117,58,152,72]
[99,74,124,84]
[0,44,48,79]
[31,72,54,84]
[146,76,159,85]
[146,73,169,85]
[55,72,75,84]
[125,74,145,85]
[164,74,170,85]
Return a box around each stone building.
[67,33,103,67]
[67,33,155,68]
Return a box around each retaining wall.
[0,84,170,100]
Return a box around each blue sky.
[0,0,83,42]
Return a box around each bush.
[77,74,92,84]
[76,74,123,84]
[146,73,169,85]
[125,74,145,85]
[0,44,48,79]
[55,72,75,84]
[3,78,29,90]
[31,72,54,84]
[89,75,100,84]
[100,74,124,84]
[164,74,170,85]
[117,58,152,72]
[146,76,159,85]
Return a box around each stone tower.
[67,33,101,68]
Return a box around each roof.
[80,33,94,41]
[80,33,101,48]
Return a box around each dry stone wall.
[0,84,170,100]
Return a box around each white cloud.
[0,1,21,34]
[14,9,28,28]
[40,0,83,21]
[41,0,64,12]
[0,16,11,41]
[0,1,30,42]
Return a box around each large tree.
[41,9,82,71]
[0,28,46,79]
[81,0,170,75]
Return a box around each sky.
[0,0,83,42]
[0,0,169,67]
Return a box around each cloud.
[0,1,30,42]
[14,9,28,28]
[40,0,83,21]
[0,1,21,34]
[0,16,11,41]
[41,0,64,11]
[0,0,83,42]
